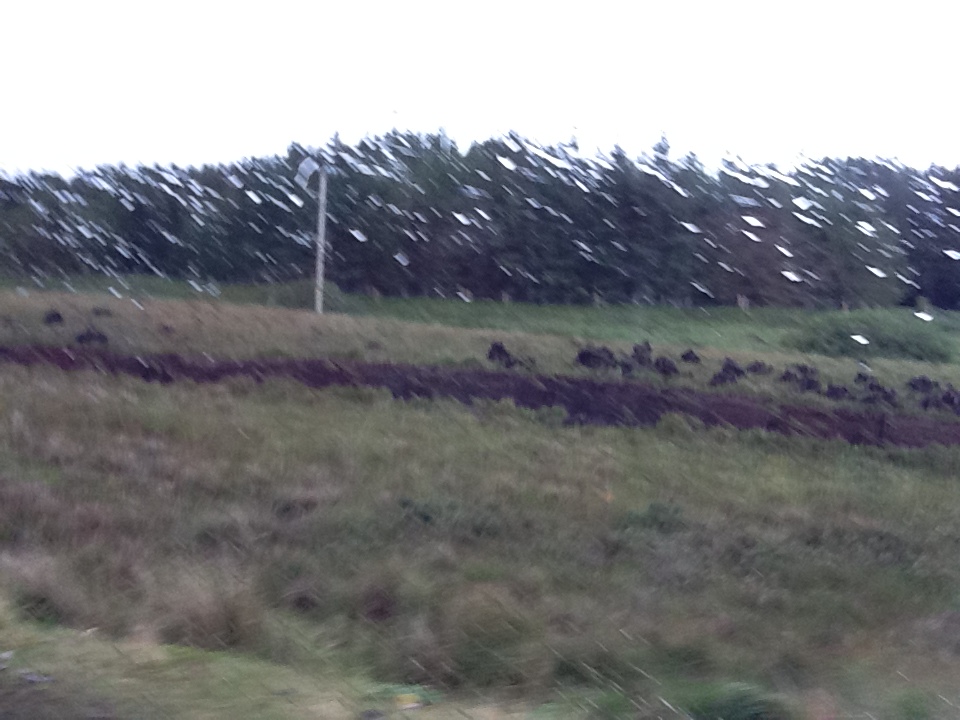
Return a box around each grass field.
[9,273,959,356]
[4,282,960,415]
[3,283,960,719]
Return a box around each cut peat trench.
[2,345,959,449]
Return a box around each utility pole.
[296,156,328,315]
[314,166,328,314]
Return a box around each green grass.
[336,295,810,353]
[9,286,960,423]
[12,273,954,356]
[3,283,960,717]
[784,310,955,362]
[1,364,960,716]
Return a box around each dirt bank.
[1,345,957,449]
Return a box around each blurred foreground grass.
[2,283,960,718]
[1,362,960,717]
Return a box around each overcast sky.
[3,1,957,175]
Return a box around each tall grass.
[0,275,863,353]
[3,289,960,716]
[784,310,954,362]
[1,364,959,714]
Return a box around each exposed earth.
[2,343,960,449]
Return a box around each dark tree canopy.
[2,132,958,309]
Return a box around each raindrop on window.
[690,281,714,297]
[931,177,960,192]
[793,213,822,228]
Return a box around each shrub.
[783,312,952,362]
[440,582,548,687]
[1,553,90,628]
[153,569,265,650]
[682,682,791,720]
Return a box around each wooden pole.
[315,167,328,314]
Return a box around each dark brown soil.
[0,681,119,720]
[3,345,960,449]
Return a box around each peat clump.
[654,357,679,377]
[710,358,747,387]
[710,371,737,387]
[781,364,821,393]
[908,376,939,393]
[576,345,618,370]
[632,342,653,367]
[862,379,898,407]
[75,328,108,345]
[487,342,533,370]
[825,384,852,400]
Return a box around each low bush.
[783,312,952,362]
[1,553,101,630]
[682,682,791,720]
[153,569,266,650]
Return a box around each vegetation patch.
[681,682,791,720]
[1,292,960,716]
[783,311,953,362]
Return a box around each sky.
[3,1,958,175]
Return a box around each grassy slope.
[6,288,960,416]
[11,273,960,355]
[2,287,960,717]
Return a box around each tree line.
[2,131,960,308]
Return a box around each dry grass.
[6,289,960,416]
[0,362,959,716]
[0,289,570,368]
[151,565,266,650]
[3,290,960,716]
